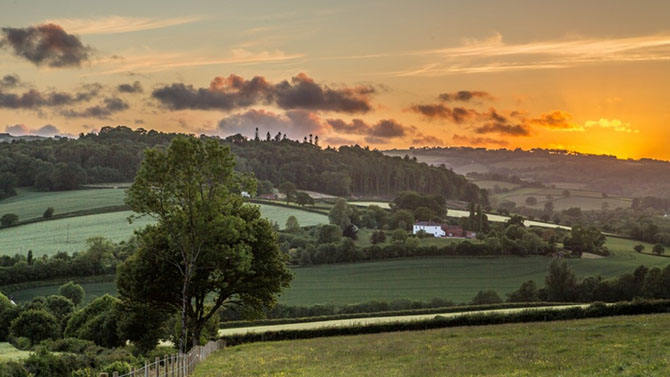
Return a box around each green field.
[471,179,521,190]
[0,204,328,257]
[6,281,117,304]
[0,188,126,222]
[0,342,30,362]
[7,237,667,305]
[196,313,670,377]
[491,187,631,211]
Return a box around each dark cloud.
[326,118,370,134]
[60,97,129,119]
[527,110,582,131]
[323,135,356,145]
[0,24,91,68]
[325,117,411,144]
[118,81,144,94]
[5,123,61,137]
[410,104,478,123]
[0,74,20,89]
[453,134,509,146]
[134,119,145,124]
[412,134,444,145]
[369,119,406,138]
[0,83,100,110]
[217,109,324,139]
[438,90,492,102]
[152,73,374,113]
[474,122,529,136]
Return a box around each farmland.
[6,236,667,305]
[487,185,631,211]
[195,313,670,377]
[0,204,328,257]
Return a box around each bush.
[471,290,503,305]
[23,347,89,377]
[391,229,408,242]
[10,337,31,350]
[64,295,123,348]
[43,207,55,219]
[0,213,19,227]
[0,361,29,377]
[10,310,60,344]
[59,282,85,306]
[102,361,132,375]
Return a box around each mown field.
[195,313,670,377]
[6,237,667,305]
[0,204,328,258]
[0,187,126,222]
[490,186,632,211]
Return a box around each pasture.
[491,187,631,211]
[0,204,329,257]
[0,187,126,222]
[196,313,670,377]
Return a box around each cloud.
[368,119,406,138]
[452,134,509,146]
[0,24,92,68]
[44,16,200,35]
[322,136,356,145]
[410,104,478,123]
[153,73,374,113]
[527,110,584,131]
[0,74,21,89]
[117,81,143,93]
[584,118,638,133]
[325,117,414,144]
[5,123,62,137]
[0,84,100,109]
[438,90,492,102]
[60,97,129,119]
[412,134,444,145]
[216,109,324,139]
[474,122,529,136]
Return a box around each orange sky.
[1,0,669,160]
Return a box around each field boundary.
[1,205,131,229]
[220,300,670,346]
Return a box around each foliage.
[328,198,351,229]
[59,282,84,306]
[64,294,123,348]
[285,216,300,233]
[563,225,607,256]
[294,191,314,207]
[470,290,503,305]
[10,309,60,344]
[370,230,386,244]
[1,214,19,227]
[44,295,75,323]
[544,260,577,302]
[653,243,665,255]
[42,207,54,219]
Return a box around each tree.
[0,213,19,227]
[59,282,85,306]
[563,225,606,256]
[390,209,415,231]
[525,196,538,206]
[285,216,300,233]
[634,244,645,253]
[507,280,539,302]
[329,198,352,229]
[653,243,665,255]
[318,224,342,244]
[544,260,577,301]
[26,250,33,266]
[370,230,386,244]
[64,295,123,348]
[543,201,554,216]
[471,290,502,305]
[295,191,314,207]
[10,309,60,344]
[278,182,297,205]
[120,136,292,351]
[391,229,408,242]
[413,206,434,222]
[43,207,55,219]
[44,295,75,324]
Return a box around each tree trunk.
[180,267,191,353]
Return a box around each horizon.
[2,0,669,160]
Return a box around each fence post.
[144,360,149,377]
[99,374,108,377]
[113,372,119,377]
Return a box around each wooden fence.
[99,339,226,377]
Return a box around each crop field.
[196,313,670,377]
[0,188,126,222]
[0,204,328,257]
[491,187,631,211]
[7,281,117,304]
[0,342,30,362]
[350,201,391,209]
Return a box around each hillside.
[385,147,670,200]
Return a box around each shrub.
[391,229,408,242]
[471,290,503,305]
[10,310,60,344]
[59,282,85,306]
[102,361,131,375]
[43,207,55,219]
[0,361,29,377]
[64,295,123,348]
[10,337,31,350]
[0,213,19,227]
[653,243,665,255]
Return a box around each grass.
[491,187,632,211]
[0,342,31,362]
[0,204,328,257]
[0,187,126,222]
[6,281,117,304]
[7,236,667,306]
[195,313,670,377]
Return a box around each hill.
[385,147,670,200]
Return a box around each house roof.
[414,221,442,226]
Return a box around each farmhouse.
[413,222,476,238]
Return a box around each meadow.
[0,343,30,362]
[490,186,632,211]
[195,313,670,377]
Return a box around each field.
[6,237,667,305]
[6,281,117,304]
[0,343,30,362]
[196,313,670,377]
[0,187,126,222]
[491,186,632,211]
[0,204,328,257]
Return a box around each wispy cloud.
[382,32,670,76]
[44,16,200,35]
[97,48,304,74]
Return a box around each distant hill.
[0,133,48,143]
[384,147,670,198]
[0,127,484,203]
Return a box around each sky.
[1,0,669,159]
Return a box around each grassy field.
[491,187,631,211]
[0,187,126,222]
[6,281,117,304]
[7,237,666,305]
[471,179,521,190]
[196,313,670,377]
[0,342,31,362]
[0,204,328,257]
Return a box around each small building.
[441,224,464,237]
[413,222,446,237]
[241,191,251,198]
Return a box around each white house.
[412,221,446,237]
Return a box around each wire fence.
[99,339,226,377]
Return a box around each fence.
[99,339,226,377]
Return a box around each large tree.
[119,136,292,351]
